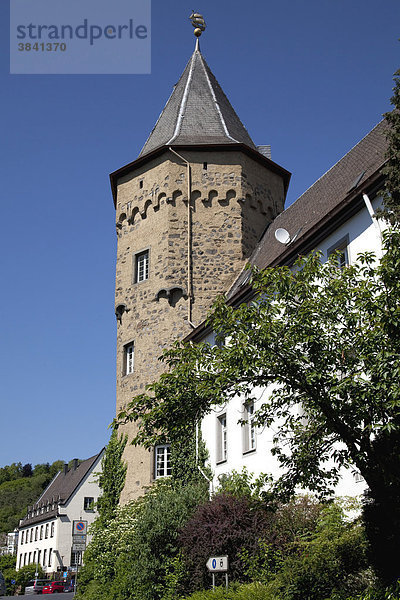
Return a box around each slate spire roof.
[139,43,257,157]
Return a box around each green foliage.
[380,68,400,223]
[0,473,51,533]
[14,563,44,594]
[0,458,67,535]
[109,480,207,600]
[96,431,127,524]
[266,503,368,600]
[77,432,127,596]
[0,553,18,596]
[218,468,273,504]
[115,226,400,583]
[170,429,211,486]
[78,479,207,600]
[181,582,274,600]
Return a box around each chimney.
[73,458,79,470]
[63,463,68,475]
[257,145,272,159]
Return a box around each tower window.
[139,180,143,189]
[203,162,208,170]
[155,445,171,478]
[135,250,149,283]
[123,342,134,375]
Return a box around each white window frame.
[124,342,134,375]
[135,249,149,283]
[154,444,171,478]
[84,496,94,510]
[243,401,256,453]
[216,414,227,463]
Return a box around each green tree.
[380,68,400,223]
[77,432,127,597]
[96,431,127,525]
[14,563,44,594]
[115,225,400,585]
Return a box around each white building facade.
[16,450,104,576]
[195,121,388,498]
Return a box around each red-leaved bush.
[179,493,274,592]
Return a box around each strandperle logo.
[10,0,151,75]
[16,19,148,46]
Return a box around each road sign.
[73,534,86,543]
[72,520,88,535]
[206,556,228,572]
[72,542,86,552]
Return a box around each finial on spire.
[189,11,206,38]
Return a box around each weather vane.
[189,11,206,37]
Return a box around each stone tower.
[110,40,290,503]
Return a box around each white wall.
[16,452,103,574]
[201,201,383,498]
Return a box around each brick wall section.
[114,149,285,502]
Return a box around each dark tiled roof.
[19,450,104,527]
[139,45,257,157]
[228,119,388,298]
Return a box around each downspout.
[362,193,383,257]
[169,147,195,328]
[196,420,214,500]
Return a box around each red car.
[42,581,65,594]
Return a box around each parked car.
[0,571,6,596]
[63,582,74,592]
[25,579,49,594]
[43,581,65,594]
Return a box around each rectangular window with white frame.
[216,414,227,463]
[123,342,134,375]
[327,235,349,269]
[154,444,171,478]
[135,249,149,283]
[243,401,256,453]
[84,496,94,510]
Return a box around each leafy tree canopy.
[116,228,400,498]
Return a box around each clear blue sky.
[0,0,399,467]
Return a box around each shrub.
[179,492,274,593]
[181,582,274,600]
[267,503,368,600]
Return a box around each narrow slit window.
[124,343,134,375]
